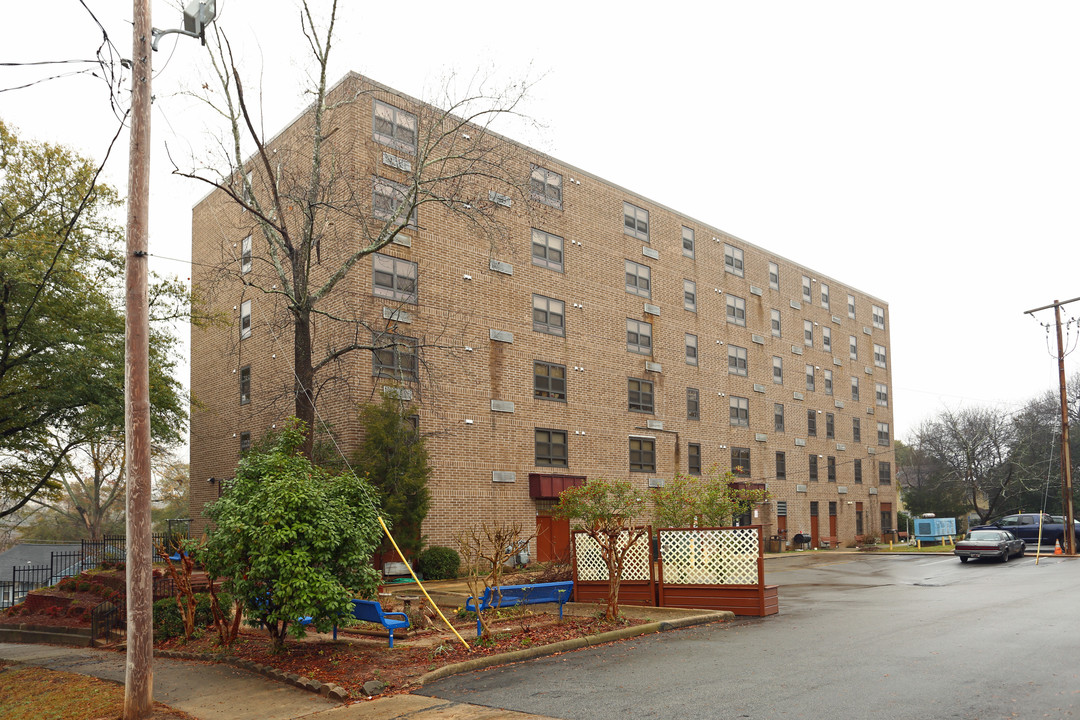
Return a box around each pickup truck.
[971,513,1080,547]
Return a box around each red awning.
[529,474,586,500]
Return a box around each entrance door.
[810,501,820,548]
[829,501,838,537]
[536,515,571,563]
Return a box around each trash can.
[767,535,781,553]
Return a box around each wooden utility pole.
[124,0,154,716]
[1025,296,1079,556]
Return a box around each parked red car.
[954,530,1025,563]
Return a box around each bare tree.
[455,520,534,638]
[180,0,535,457]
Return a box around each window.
[877,422,890,447]
[825,412,835,439]
[848,294,856,320]
[874,343,887,369]
[242,170,253,208]
[876,382,889,407]
[854,459,863,484]
[768,262,779,290]
[372,176,416,225]
[731,447,751,477]
[726,294,746,326]
[685,334,698,366]
[534,361,566,401]
[239,431,251,454]
[728,345,748,376]
[530,166,563,208]
[827,456,837,482]
[624,202,649,241]
[807,409,817,436]
[824,369,833,396]
[851,376,860,402]
[372,332,419,381]
[531,229,564,271]
[372,253,418,303]
[822,327,831,353]
[772,356,783,384]
[730,396,749,427]
[879,461,892,485]
[535,428,568,467]
[687,387,700,420]
[770,309,781,337]
[805,364,815,392]
[774,403,785,432]
[240,300,252,340]
[628,378,654,413]
[682,226,695,258]
[852,417,861,443]
[373,98,418,154]
[820,283,830,309]
[630,437,656,472]
[873,305,885,330]
[239,365,251,405]
[688,443,702,475]
[809,455,819,481]
[804,320,814,347]
[241,235,252,274]
[775,451,787,479]
[625,259,651,298]
[684,279,697,312]
[626,318,653,354]
[849,335,858,361]
[532,295,565,336]
[724,244,744,277]
[802,275,812,303]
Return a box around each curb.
[415,610,728,686]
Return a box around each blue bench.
[300,599,410,647]
[465,581,574,636]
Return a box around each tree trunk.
[293,310,316,458]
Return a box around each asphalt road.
[421,552,1080,720]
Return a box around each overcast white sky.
[6,1,1080,442]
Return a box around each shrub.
[77,581,91,592]
[416,546,460,580]
[90,583,106,596]
[153,592,233,641]
[68,605,86,618]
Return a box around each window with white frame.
[820,283,830,309]
[373,98,418,154]
[625,259,651,298]
[822,327,831,352]
[848,294,856,319]
[240,300,251,340]
[824,369,833,395]
[769,262,779,290]
[372,253,417,303]
[851,376,860,402]
[724,244,744,277]
[372,177,416,225]
[872,305,885,330]
[624,202,649,241]
[684,279,697,312]
[685,333,698,366]
[687,387,700,420]
[877,422,890,446]
[849,335,858,360]
[774,403,785,432]
[727,294,746,326]
[876,382,888,407]
[372,332,419,382]
[627,318,652,354]
[682,226,695,258]
[728,345,748,376]
[530,166,563,208]
[628,378,654,413]
[532,295,565,336]
[874,343,887,369]
[241,235,252,274]
[531,229,564,272]
[730,396,749,427]
[806,364,815,392]
[771,309,781,337]
[853,417,862,443]
[773,356,783,384]
[802,275,812,303]
[239,365,251,404]
[804,320,814,347]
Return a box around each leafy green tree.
[653,465,769,528]
[202,418,383,651]
[152,456,190,534]
[0,120,187,517]
[354,393,431,562]
[554,478,648,621]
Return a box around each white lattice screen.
[573,530,651,582]
[659,527,760,585]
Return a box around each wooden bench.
[300,599,410,647]
[465,581,574,636]
[819,536,839,549]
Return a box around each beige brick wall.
[190,73,897,551]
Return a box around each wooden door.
[536,516,571,563]
[810,501,820,548]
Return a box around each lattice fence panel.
[660,527,760,585]
[574,530,651,582]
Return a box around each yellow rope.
[377,516,471,651]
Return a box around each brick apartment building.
[189,73,897,558]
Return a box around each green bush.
[153,592,233,640]
[416,546,460,580]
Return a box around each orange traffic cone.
[1054,539,1063,555]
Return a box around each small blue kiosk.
[913,516,956,542]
